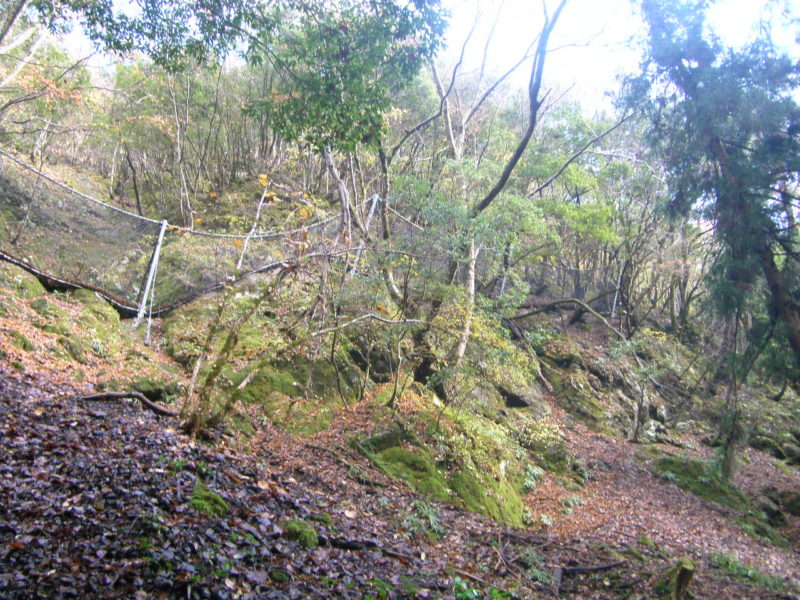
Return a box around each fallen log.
[77,392,178,417]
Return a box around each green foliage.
[516,548,553,584]
[0,263,45,298]
[452,577,481,600]
[522,464,545,491]
[189,480,229,517]
[246,1,446,152]
[624,0,800,370]
[401,500,445,539]
[513,418,570,473]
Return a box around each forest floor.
[0,282,799,599]
[1,333,799,599]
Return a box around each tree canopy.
[622,0,800,374]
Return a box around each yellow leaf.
[273,250,283,259]
[234,239,243,248]
[208,192,217,199]
[194,217,203,224]
[298,207,310,219]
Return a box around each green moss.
[132,376,182,403]
[513,418,570,473]
[284,520,318,548]
[372,421,528,527]
[653,456,788,547]
[69,289,120,323]
[652,456,747,509]
[189,480,229,517]
[549,369,613,434]
[309,512,332,526]
[40,322,70,336]
[447,470,525,527]
[637,534,658,551]
[30,297,64,318]
[231,364,345,437]
[374,447,450,501]
[58,336,87,364]
[0,262,45,298]
[10,331,35,351]
[543,337,583,367]
[358,428,407,453]
[654,557,695,600]
[712,552,799,593]
[230,414,255,437]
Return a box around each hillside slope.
[1,262,799,599]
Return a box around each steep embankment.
[1,260,799,599]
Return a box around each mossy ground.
[189,480,229,517]
[0,262,184,395]
[652,455,788,548]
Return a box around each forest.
[0,0,799,598]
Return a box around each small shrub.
[523,464,545,491]
[402,501,445,538]
[660,470,678,482]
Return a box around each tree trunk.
[758,241,800,369]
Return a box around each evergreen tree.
[622,0,800,375]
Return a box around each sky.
[439,0,800,111]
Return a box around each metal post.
[135,219,168,325]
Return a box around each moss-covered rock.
[58,336,88,364]
[0,262,45,298]
[543,337,583,368]
[549,368,618,434]
[448,469,525,526]
[284,520,319,548]
[374,447,450,501]
[131,376,183,404]
[231,362,346,437]
[189,480,229,517]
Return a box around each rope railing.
[0,147,360,240]
[0,147,366,319]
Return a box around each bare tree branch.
[472,0,569,216]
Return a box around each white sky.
[440,0,800,111]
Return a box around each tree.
[623,0,800,376]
